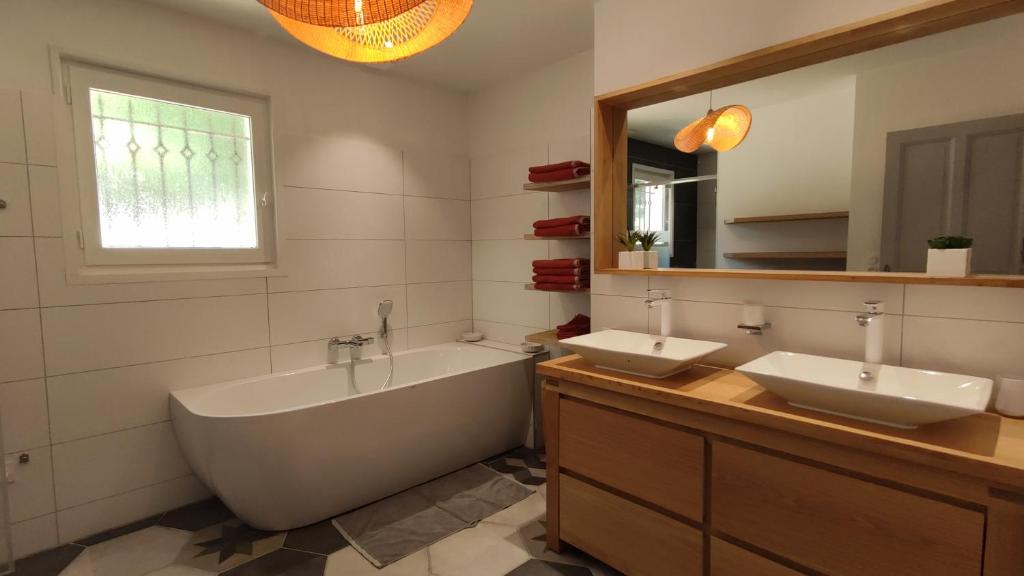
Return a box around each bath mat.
[333,463,533,567]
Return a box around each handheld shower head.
[378,300,394,319]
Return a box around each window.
[64,61,276,275]
[631,164,674,254]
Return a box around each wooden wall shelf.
[523,176,591,192]
[525,284,590,293]
[524,234,590,240]
[724,251,847,260]
[725,211,850,224]
[526,330,561,346]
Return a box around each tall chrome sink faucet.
[855,300,884,381]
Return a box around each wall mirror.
[594,1,1024,286]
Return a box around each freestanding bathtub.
[170,342,534,530]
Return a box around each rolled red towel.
[558,314,591,330]
[533,215,591,229]
[534,282,589,292]
[534,224,586,237]
[532,267,586,276]
[532,275,586,284]
[529,160,590,174]
[533,258,589,269]
[527,166,590,183]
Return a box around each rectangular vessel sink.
[560,329,727,379]
[736,351,993,428]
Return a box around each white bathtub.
[170,342,534,530]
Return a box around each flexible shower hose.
[379,327,394,391]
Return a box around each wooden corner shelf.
[724,211,849,224]
[523,176,591,192]
[524,233,591,240]
[724,251,848,260]
[526,329,561,346]
[525,283,590,293]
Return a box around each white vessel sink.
[560,329,727,379]
[736,351,993,428]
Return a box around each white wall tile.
[472,193,547,240]
[590,295,649,333]
[52,422,191,509]
[470,154,501,200]
[591,273,647,297]
[0,90,25,164]
[470,144,548,200]
[649,277,904,313]
[0,162,32,236]
[7,446,55,523]
[905,285,1024,323]
[547,238,591,260]
[404,150,470,200]
[404,197,471,240]
[270,329,408,372]
[548,189,591,218]
[471,320,539,346]
[42,295,269,375]
[0,309,43,383]
[408,320,473,348]
[11,513,58,559]
[548,133,591,164]
[0,237,39,310]
[48,348,270,444]
[406,241,471,283]
[276,133,403,195]
[473,281,548,328]
[57,475,209,543]
[408,281,472,327]
[902,316,1024,379]
[34,238,266,307]
[21,92,57,167]
[269,239,405,293]
[472,240,548,283]
[279,187,404,240]
[28,165,61,237]
[550,293,591,328]
[268,284,407,345]
[0,378,49,452]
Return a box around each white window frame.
[62,59,278,277]
[631,163,675,254]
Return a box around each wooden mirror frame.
[593,0,1024,287]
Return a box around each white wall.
[468,50,594,344]
[591,1,1024,383]
[0,0,471,557]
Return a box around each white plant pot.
[642,251,659,269]
[926,248,972,277]
[630,251,645,269]
[618,251,640,269]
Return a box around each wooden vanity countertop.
[538,355,1024,489]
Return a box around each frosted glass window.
[89,89,259,249]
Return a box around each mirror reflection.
[625,14,1024,274]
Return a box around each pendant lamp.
[674,91,752,153]
[260,0,473,63]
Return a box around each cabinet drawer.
[711,443,984,576]
[710,538,804,576]
[559,397,704,520]
[560,474,702,576]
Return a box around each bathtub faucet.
[328,335,375,360]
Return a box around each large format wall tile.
[470,144,547,200]
[407,281,472,327]
[471,320,541,346]
[0,90,26,164]
[902,316,1024,379]
[269,239,405,293]
[473,281,548,328]
[42,295,269,375]
[0,378,49,452]
[590,294,649,333]
[11,513,58,559]
[47,348,271,443]
[270,329,409,372]
[405,196,471,240]
[0,309,44,383]
[276,133,403,195]
[279,187,405,240]
[27,165,62,237]
[21,92,57,167]
[404,149,470,200]
[7,446,55,523]
[408,320,473,348]
[649,277,904,313]
[471,193,547,240]
[905,285,1024,323]
[0,237,39,310]
[52,422,192,509]
[472,240,548,283]
[406,240,471,283]
[0,162,32,236]
[269,284,407,345]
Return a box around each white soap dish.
[521,342,545,354]
[461,332,484,342]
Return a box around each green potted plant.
[617,231,643,269]
[926,235,973,276]
[636,230,662,269]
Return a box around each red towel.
[532,275,586,284]
[528,166,590,183]
[534,282,589,292]
[533,215,591,229]
[529,160,590,174]
[533,258,589,269]
[558,314,591,330]
[557,328,590,339]
[532,267,587,277]
[534,224,588,237]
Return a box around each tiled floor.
[14,447,620,576]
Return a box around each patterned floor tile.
[505,559,593,576]
[485,447,546,486]
[323,547,428,576]
[60,526,193,576]
[427,522,531,576]
[144,566,217,575]
[481,491,546,528]
[175,519,285,572]
[219,548,326,576]
[13,544,85,576]
[282,520,349,556]
[159,498,236,532]
[73,514,162,547]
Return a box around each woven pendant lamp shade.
[266,0,473,63]
[674,104,752,153]
[258,0,426,27]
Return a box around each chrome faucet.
[328,334,375,360]
[855,301,884,381]
[645,289,672,340]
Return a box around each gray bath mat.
[332,463,533,567]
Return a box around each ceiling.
[141,0,595,93]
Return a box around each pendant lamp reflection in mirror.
[674,91,752,153]
[261,0,473,63]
